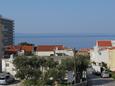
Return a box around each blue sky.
[0,0,115,34]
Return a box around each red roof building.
[5,45,18,54]
[5,45,34,54]
[96,40,112,47]
[20,45,33,52]
[36,45,64,51]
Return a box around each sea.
[15,33,115,49]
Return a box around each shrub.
[111,72,115,79]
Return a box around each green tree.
[43,58,66,85]
[46,58,58,68]
[76,55,89,72]
[18,42,34,46]
[61,58,74,71]
[13,56,41,80]
[75,55,90,81]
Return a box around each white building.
[35,45,74,56]
[90,40,115,72]
[90,46,109,65]
[2,55,16,76]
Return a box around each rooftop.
[36,45,64,51]
[97,40,112,47]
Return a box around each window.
[6,63,9,67]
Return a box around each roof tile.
[97,40,112,47]
[36,45,64,51]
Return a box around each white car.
[101,71,110,78]
[0,73,15,85]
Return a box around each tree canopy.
[13,55,90,85]
[18,42,34,46]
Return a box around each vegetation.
[13,56,41,80]
[75,55,90,82]
[111,72,115,79]
[92,61,96,65]
[99,62,110,72]
[13,55,90,86]
[18,42,34,46]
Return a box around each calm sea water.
[15,34,115,49]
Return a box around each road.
[0,80,21,86]
[88,74,115,86]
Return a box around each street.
[0,80,21,86]
[87,68,115,86]
[88,74,115,86]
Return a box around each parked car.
[101,71,110,78]
[0,72,15,85]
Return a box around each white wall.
[64,50,74,56]
[90,47,109,64]
[35,51,54,56]
[111,40,115,47]
[90,46,109,72]
[35,50,74,56]
[2,59,16,76]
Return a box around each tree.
[75,55,90,82]
[46,58,58,68]
[44,64,66,85]
[42,58,66,85]
[61,58,74,71]
[76,55,89,72]
[13,56,41,80]
[13,55,90,85]
[101,62,107,69]
[18,42,34,46]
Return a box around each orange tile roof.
[20,45,33,52]
[36,45,64,51]
[5,45,18,53]
[97,40,112,47]
[5,45,34,53]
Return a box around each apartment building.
[0,19,4,56]
[0,16,14,46]
[0,16,14,71]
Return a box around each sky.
[0,0,115,34]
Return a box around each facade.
[90,47,109,73]
[108,49,115,71]
[35,45,74,56]
[0,16,14,46]
[90,47,109,65]
[78,48,91,56]
[90,40,115,71]
[0,16,14,71]
[2,56,16,76]
[0,20,3,58]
